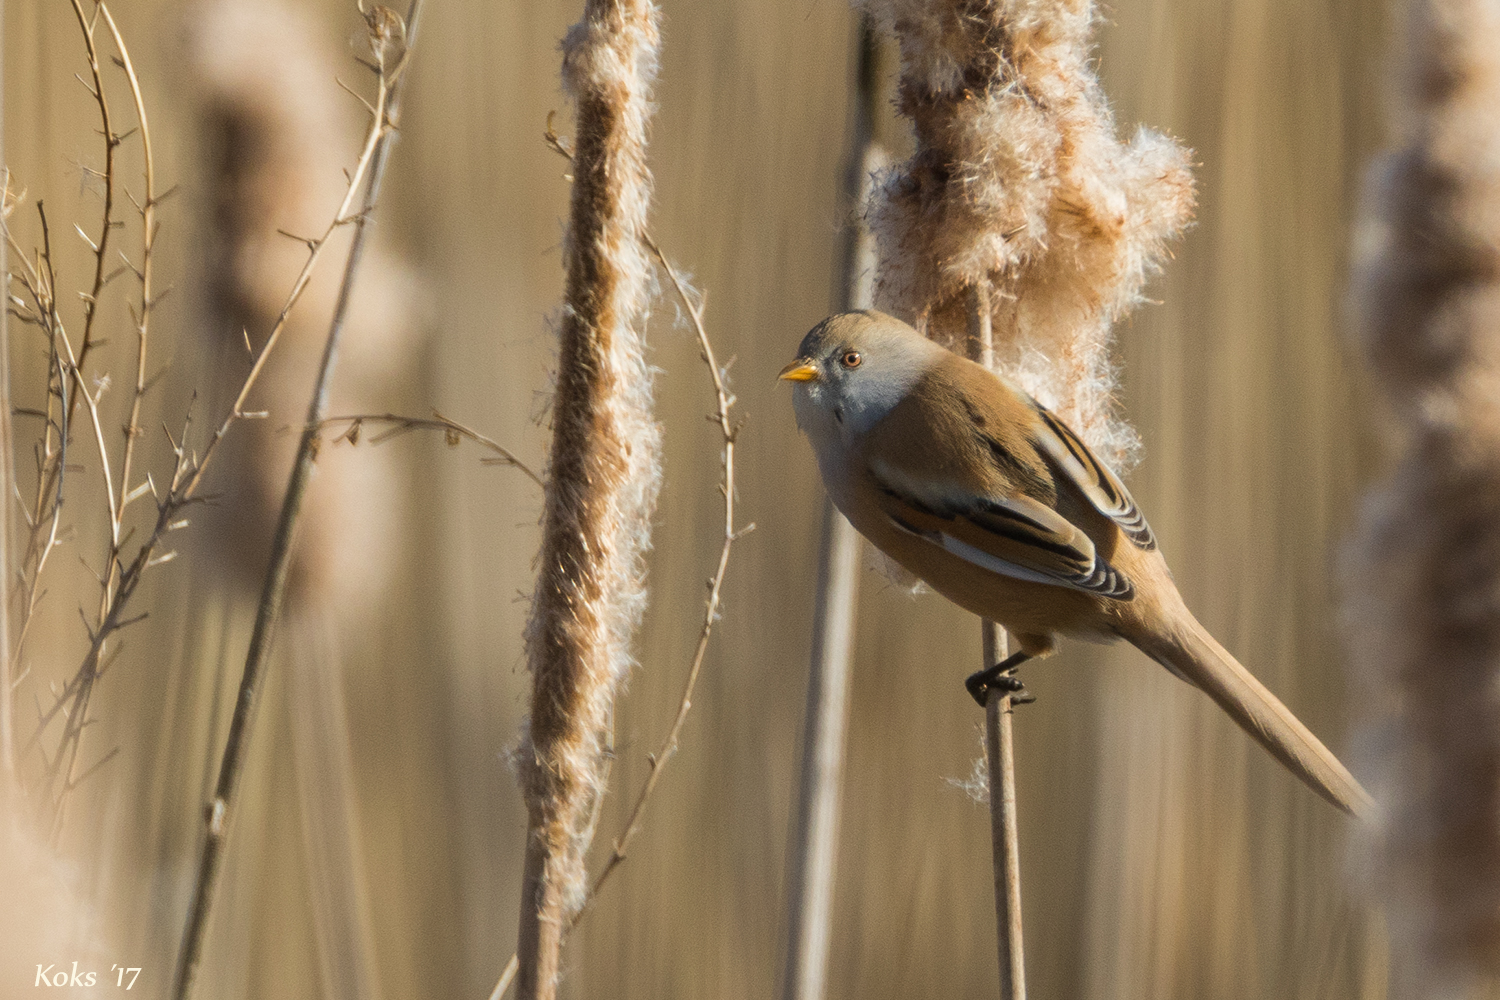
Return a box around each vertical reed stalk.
[981,620,1025,1000]
[513,2,663,997]
[969,280,1026,1000]
[172,7,421,997]
[780,503,861,1000]
[865,0,1190,988]
[780,19,879,1000]
[0,0,12,787]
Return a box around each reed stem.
[0,0,12,786]
[172,6,421,996]
[779,18,879,1000]
[969,280,1025,1000]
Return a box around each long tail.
[1128,611,1375,820]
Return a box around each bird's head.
[779,310,943,446]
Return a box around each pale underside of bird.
[782,310,1374,820]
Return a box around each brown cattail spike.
[1347,0,1500,989]
[513,1,663,998]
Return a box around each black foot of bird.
[966,652,1035,707]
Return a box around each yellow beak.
[778,358,819,382]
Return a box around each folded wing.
[1029,405,1156,550]
[869,459,1134,599]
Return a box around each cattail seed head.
[1346,0,1500,989]
[863,0,1195,465]
[516,0,663,949]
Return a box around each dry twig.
[575,236,750,916]
[41,0,162,836]
[173,5,422,997]
[64,0,120,400]
[4,204,71,766]
[2,0,128,787]
[8,2,410,837]
[320,410,541,487]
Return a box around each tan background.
[4,0,1391,997]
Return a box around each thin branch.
[16,0,405,832]
[319,410,542,487]
[579,236,748,911]
[173,6,423,997]
[27,3,159,831]
[3,203,70,749]
[41,315,119,825]
[65,0,117,406]
[66,743,119,789]
[98,2,157,535]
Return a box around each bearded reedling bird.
[781,310,1374,819]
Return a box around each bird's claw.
[965,666,1035,708]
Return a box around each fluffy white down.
[859,0,1195,472]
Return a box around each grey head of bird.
[779,310,945,448]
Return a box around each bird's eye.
[841,351,862,369]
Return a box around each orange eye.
[841,351,862,369]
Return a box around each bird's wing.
[867,456,1134,599]
[1028,404,1157,550]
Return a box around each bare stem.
[45,3,163,831]
[0,3,12,784]
[15,1,408,826]
[982,622,1025,1000]
[968,280,1025,1000]
[98,1,157,554]
[172,5,422,998]
[64,0,116,409]
[2,202,70,785]
[780,21,878,1000]
[1,2,116,783]
[41,303,120,835]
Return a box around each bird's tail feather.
[1132,612,1375,820]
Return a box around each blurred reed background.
[3,0,1399,998]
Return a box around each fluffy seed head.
[862,0,1196,468]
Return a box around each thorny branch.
[6,0,406,830]
[1,0,126,761]
[100,1,162,578]
[490,232,752,1000]
[4,202,71,732]
[13,1,169,832]
[320,410,542,487]
[65,0,120,408]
